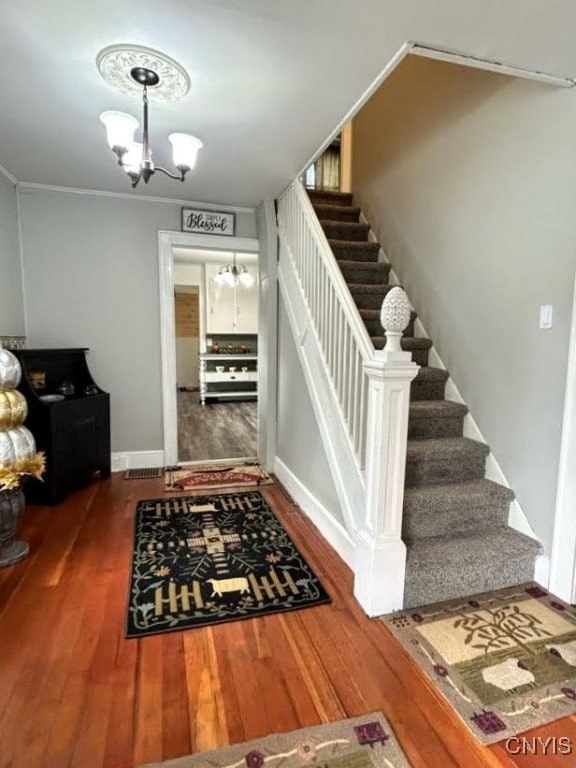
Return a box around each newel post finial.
[380,286,412,358]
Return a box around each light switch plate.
[539,304,553,330]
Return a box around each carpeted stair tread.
[405,437,489,486]
[313,204,361,222]
[320,220,370,242]
[330,241,381,262]
[307,190,354,207]
[408,400,467,438]
[403,528,542,608]
[403,479,514,539]
[339,262,391,285]
[360,308,416,337]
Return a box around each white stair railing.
[277,180,419,614]
[277,180,373,467]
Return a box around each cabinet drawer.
[205,371,256,383]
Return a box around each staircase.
[308,188,541,609]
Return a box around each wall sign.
[181,208,236,236]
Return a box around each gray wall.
[276,297,345,525]
[19,188,256,452]
[0,172,25,336]
[353,56,576,553]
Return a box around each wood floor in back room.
[0,474,575,767]
[177,390,257,462]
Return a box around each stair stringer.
[277,240,365,547]
[360,213,549,585]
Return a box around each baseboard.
[273,457,356,570]
[535,554,551,588]
[111,450,165,472]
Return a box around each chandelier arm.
[155,166,186,182]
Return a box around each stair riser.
[332,247,380,263]
[321,223,370,242]
[341,265,391,284]
[410,382,446,401]
[403,505,508,540]
[363,316,415,337]
[313,206,360,223]
[350,292,393,310]
[405,454,487,486]
[308,191,353,206]
[403,556,536,609]
[408,415,464,439]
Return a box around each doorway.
[158,230,265,468]
[173,247,259,464]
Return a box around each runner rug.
[137,712,410,768]
[127,490,330,638]
[165,460,273,492]
[381,582,576,744]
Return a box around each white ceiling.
[1,0,576,207]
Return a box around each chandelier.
[97,45,202,188]
[214,255,255,288]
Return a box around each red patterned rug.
[165,460,273,492]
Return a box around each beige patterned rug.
[165,460,273,492]
[381,582,576,744]
[137,713,410,768]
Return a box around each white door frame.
[550,265,576,600]
[158,230,260,466]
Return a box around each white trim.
[111,450,165,472]
[550,266,576,601]
[535,555,551,588]
[274,457,356,570]
[158,229,262,467]
[0,161,17,185]
[164,231,259,252]
[17,182,255,213]
[256,200,279,471]
[409,44,575,88]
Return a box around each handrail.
[276,180,374,466]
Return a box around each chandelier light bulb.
[100,111,139,156]
[238,270,255,287]
[169,133,203,171]
[122,142,143,174]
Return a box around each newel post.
[354,287,419,616]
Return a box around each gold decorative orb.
[0,391,28,430]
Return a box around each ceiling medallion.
[96,44,191,102]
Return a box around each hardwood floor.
[177,391,257,463]
[1,475,575,767]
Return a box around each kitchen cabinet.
[205,263,258,334]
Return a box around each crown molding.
[16,182,256,213]
[0,161,18,185]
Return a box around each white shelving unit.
[199,354,258,404]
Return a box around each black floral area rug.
[126,491,331,638]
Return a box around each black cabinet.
[13,348,110,504]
